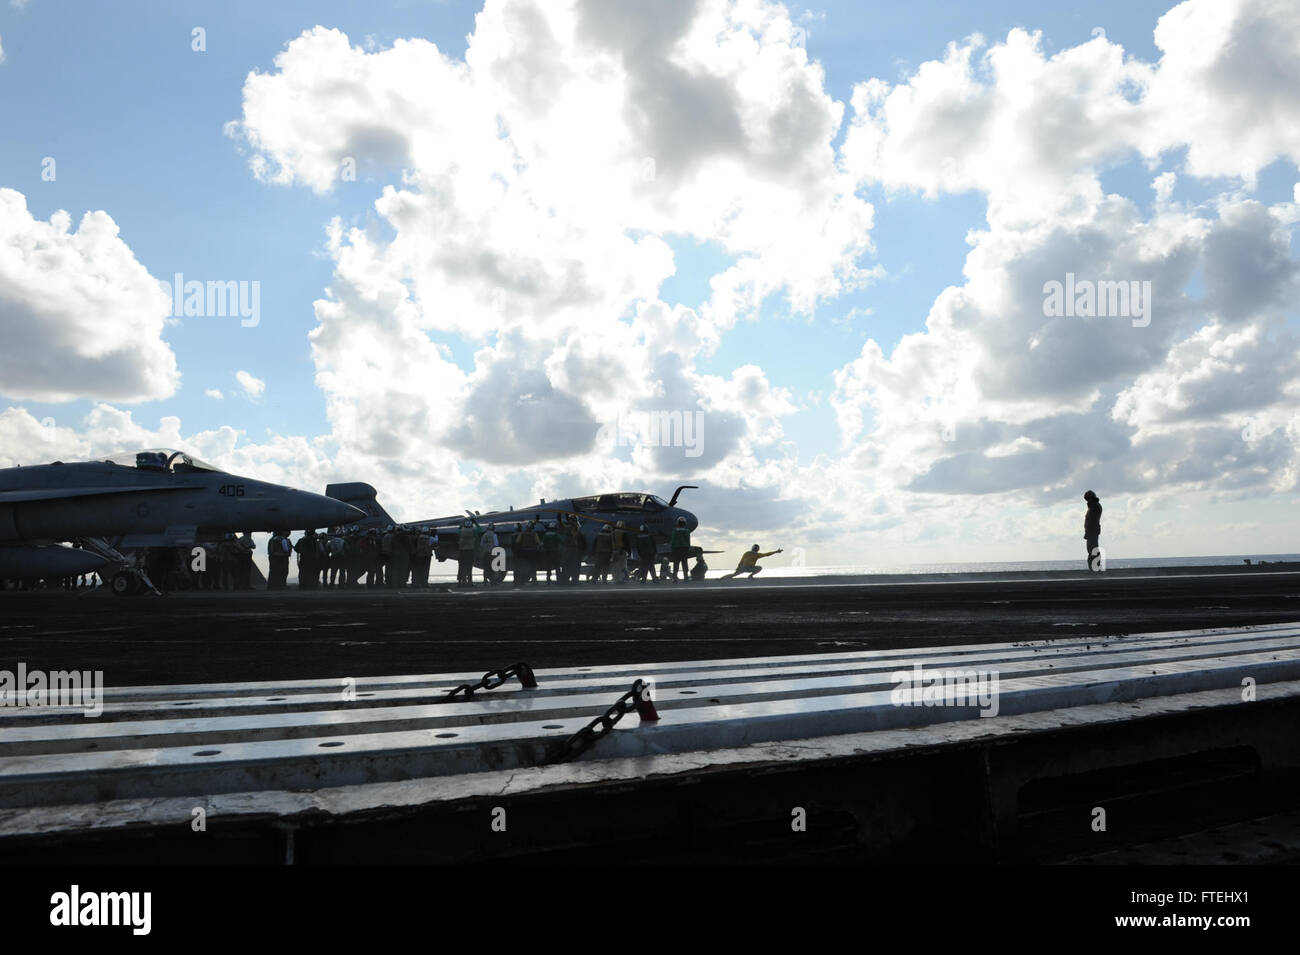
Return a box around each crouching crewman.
[722,544,783,580]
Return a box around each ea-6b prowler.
[0,449,365,592]
[326,482,711,573]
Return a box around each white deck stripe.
[63,622,1300,701]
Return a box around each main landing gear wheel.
[110,571,142,596]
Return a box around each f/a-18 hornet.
[0,449,365,591]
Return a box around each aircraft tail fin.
[325,482,394,529]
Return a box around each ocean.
[418,553,1300,581]
[748,553,1300,578]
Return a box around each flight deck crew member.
[237,532,256,590]
[319,528,334,587]
[413,528,433,588]
[345,527,365,587]
[175,545,193,590]
[313,530,328,587]
[145,547,172,594]
[513,521,541,586]
[218,534,239,591]
[669,517,691,581]
[634,524,658,582]
[526,521,543,583]
[560,517,581,584]
[541,522,562,582]
[1084,490,1103,570]
[295,530,319,590]
[722,545,783,579]
[508,522,525,586]
[325,529,345,587]
[380,525,396,587]
[611,521,630,582]
[362,528,382,587]
[457,520,477,586]
[557,521,571,580]
[388,525,411,589]
[267,530,292,589]
[397,527,413,587]
[592,525,613,581]
[477,523,501,584]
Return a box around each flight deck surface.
[2,564,1298,684]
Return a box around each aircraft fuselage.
[0,459,363,544]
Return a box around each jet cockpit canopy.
[570,492,669,513]
[102,449,221,474]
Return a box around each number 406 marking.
[218,484,245,497]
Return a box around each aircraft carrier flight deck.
[4,565,1300,865]
[4,563,1297,684]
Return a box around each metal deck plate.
[1,622,1297,809]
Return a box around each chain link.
[547,679,650,764]
[442,662,536,701]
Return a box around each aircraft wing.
[417,514,476,529]
[117,526,201,548]
[0,486,192,504]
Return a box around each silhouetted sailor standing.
[1084,490,1103,570]
[267,530,292,589]
[237,532,255,590]
[295,530,318,590]
[457,520,477,586]
[413,528,433,588]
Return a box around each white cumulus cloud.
[0,189,179,402]
[235,371,265,399]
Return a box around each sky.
[1,0,1298,567]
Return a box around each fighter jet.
[326,482,706,571]
[0,449,365,591]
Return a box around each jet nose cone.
[328,499,368,527]
[291,491,366,530]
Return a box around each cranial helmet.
[751,544,760,552]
